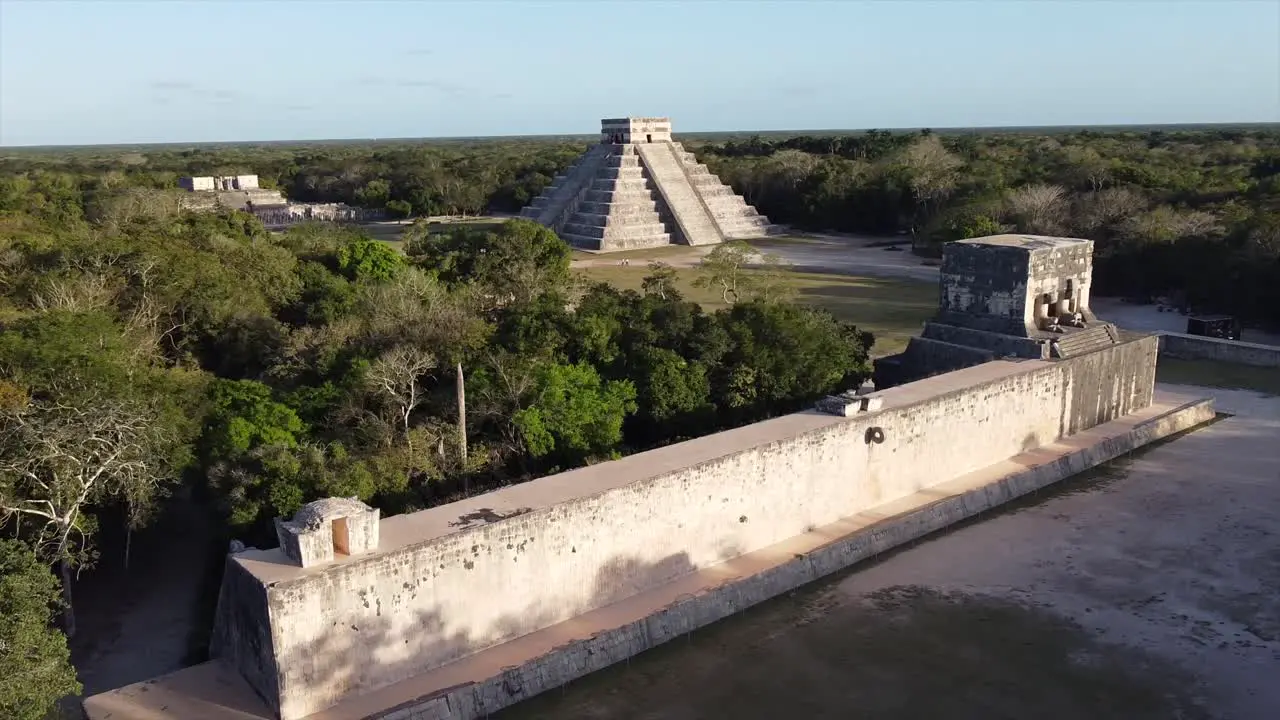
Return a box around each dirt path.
[60,492,220,717]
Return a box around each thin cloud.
[396,79,469,98]
[777,84,819,98]
[150,80,196,91]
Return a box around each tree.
[629,345,714,443]
[641,261,679,300]
[1076,186,1147,234]
[0,392,176,637]
[1005,184,1069,235]
[385,199,412,219]
[895,135,963,247]
[0,539,81,720]
[713,302,871,422]
[200,379,308,530]
[409,220,571,308]
[747,252,796,303]
[1061,145,1111,192]
[365,345,436,480]
[512,362,637,465]
[336,234,406,283]
[355,179,391,208]
[693,240,757,304]
[961,215,1005,239]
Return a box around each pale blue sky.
[1,0,1277,146]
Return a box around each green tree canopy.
[336,234,407,283]
[513,362,637,465]
[0,539,81,720]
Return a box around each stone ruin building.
[180,174,262,192]
[178,173,385,228]
[519,117,778,251]
[874,234,1122,388]
[179,172,289,214]
[253,202,386,229]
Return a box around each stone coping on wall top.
[954,234,1091,250]
[232,358,1054,585]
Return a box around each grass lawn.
[575,265,935,358]
[1155,357,1280,396]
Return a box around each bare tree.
[896,136,963,247]
[365,345,436,481]
[89,188,184,230]
[1076,186,1148,234]
[762,149,819,203]
[1120,206,1223,246]
[0,394,174,637]
[32,272,119,313]
[1005,184,1069,235]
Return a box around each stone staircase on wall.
[636,142,723,246]
[1051,323,1120,358]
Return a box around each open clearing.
[575,264,934,358]
[499,385,1280,720]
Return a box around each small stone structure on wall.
[874,234,1122,388]
[274,497,380,568]
[518,117,778,251]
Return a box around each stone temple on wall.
[519,117,778,251]
[874,234,1123,388]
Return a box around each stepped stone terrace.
[519,117,779,251]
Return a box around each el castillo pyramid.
[519,117,777,251]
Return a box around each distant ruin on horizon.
[519,117,780,252]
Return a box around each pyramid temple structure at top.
[519,117,779,251]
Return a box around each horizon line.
[3,120,1279,151]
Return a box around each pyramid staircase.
[520,141,777,252]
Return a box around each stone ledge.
[357,393,1215,719]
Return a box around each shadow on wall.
[273,549,699,718]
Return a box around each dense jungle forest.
[1,125,1278,717]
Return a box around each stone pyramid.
[519,117,778,251]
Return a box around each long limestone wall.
[218,336,1157,720]
[1158,331,1280,367]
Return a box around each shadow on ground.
[498,584,1209,720]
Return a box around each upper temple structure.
[518,117,778,251]
[874,234,1122,388]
